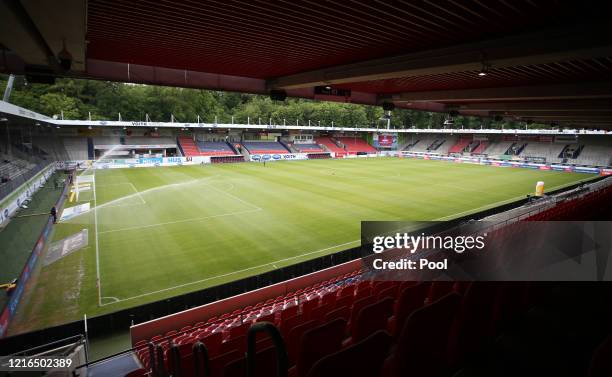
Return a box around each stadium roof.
[1,1,612,127]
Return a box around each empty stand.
[242,141,289,154]
[484,141,515,157]
[472,141,488,154]
[314,137,345,156]
[335,137,377,154]
[520,142,565,163]
[178,136,201,157]
[449,138,473,154]
[385,293,461,377]
[292,143,324,153]
[308,330,392,377]
[196,141,237,156]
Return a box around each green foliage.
[0,76,552,129]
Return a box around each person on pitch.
[50,206,58,224]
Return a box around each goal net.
[74,174,95,202]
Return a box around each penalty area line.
[98,208,263,235]
[99,239,360,306]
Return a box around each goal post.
[75,174,95,202]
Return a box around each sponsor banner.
[574,167,600,174]
[601,169,612,176]
[399,152,603,175]
[44,229,89,266]
[0,165,55,227]
[378,151,399,157]
[249,153,308,162]
[92,156,210,169]
[0,307,9,337]
[59,203,90,221]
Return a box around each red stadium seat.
[382,293,461,377]
[588,334,612,377]
[308,330,392,377]
[220,335,246,355]
[388,282,430,337]
[334,294,354,310]
[198,332,223,357]
[310,303,333,323]
[228,322,250,339]
[281,314,306,339]
[287,320,318,365]
[292,318,347,377]
[324,305,351,323]
[301,298,319,319]
[210,350,242,377]
[223,345,278,377]
[377,284,400,301]
[348,295,376,334]
[349,297,394,344]
[446,283,500,368]
[427,281,455,303]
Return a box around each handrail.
[147,342,156,377]
[246,322,288,377]
[170,343,181,377]
[155,343,166,377]
[8,334,84,357]
[192,341,210,377]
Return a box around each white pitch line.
[93,171,102,307]
[98,208,262,235]
[68,175,219,220]
[99,239,361,306]
[129,182,146,204]
[205,182,262,211]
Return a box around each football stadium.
[1,2,612,377]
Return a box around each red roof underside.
[334,58,612,94]
[87,0,585,86]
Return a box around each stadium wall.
[130,258,362,344]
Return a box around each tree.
[0,75,502,129]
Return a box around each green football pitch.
[8,157,593,334]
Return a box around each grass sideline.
[8,157,593,334]
[0,172,66,309]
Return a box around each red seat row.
[127,281,538,377]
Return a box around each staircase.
[472,141,488,154]
[504,143,516,155]
[177,136,201,157]
[427,139,445,151]
[315,137,344,155]
[448,139,471,153]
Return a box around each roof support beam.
[268,24,612,89]
[0,0,59,70]
[496,111,612,119]
[455,100,612,112]
[386,82,612,103]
